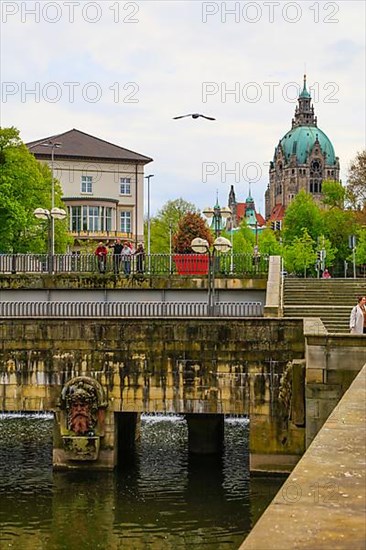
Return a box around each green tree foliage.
[321,206,355,263]
[354,228,366,266]
[283,228,317,276]
[346,150,366,208]
[321,180,346,209]
[221,219,254,254]
[282,190,323,244]
[257,228,282,256]
[147,198,198,253]
[173,212,213,253]
[317,236,337,270]
[0,126,68,253]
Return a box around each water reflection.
[0,414,285,549]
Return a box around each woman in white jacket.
[349,296,366,334]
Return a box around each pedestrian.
[135,242,145,274]
[349,296,366,334]
[322,268,331,279]
[95,242,108,273]
[121,241,132,275]
[109,238,123,275]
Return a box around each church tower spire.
[292,74,317,128]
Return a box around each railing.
[0,253,269,277]
[0,301,263,318]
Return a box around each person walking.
[121,241,133,275]
[95,242,108,273]
[322,268,331,279]
[109,238,123,275]
[349,296,366,334]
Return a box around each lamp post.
[202,199,232,277]
[169,221,173,274]
[202,200,232,238]
[144,174,154,272]
[32,141,62,255]
[34,207,67,273]
[191,236,232,315]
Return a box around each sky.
[1,0,365,217]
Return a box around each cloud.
[1,0,365,214]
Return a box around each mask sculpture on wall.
[60,376,107,461]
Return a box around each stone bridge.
[1,317,307,472]
[1,315,365,473]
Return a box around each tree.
[282,190,323,245]
[147,198,198,253]
[173,212,213,253]
[257,228,282,256]
[0,126,68,253]
[354,228,366,266]
[321,205,356,264]
[283,228,317,276]
[346,150,366,208]
[321,180,346,209]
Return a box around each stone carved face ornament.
[68,388,95,435]
[61,377,106,436]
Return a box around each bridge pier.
[185,414,225,454]
[53,408,117,470]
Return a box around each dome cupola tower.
[265,75,340,220]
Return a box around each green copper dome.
[279,125,336,165]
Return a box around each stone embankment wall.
[240,364,366,550]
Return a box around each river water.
[0,413,285,549]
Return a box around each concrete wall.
[0,287,266,304]
[304,318,366,446]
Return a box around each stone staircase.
[283,278,366,333]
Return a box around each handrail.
[0,253,269,277]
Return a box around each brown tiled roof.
[269,204,286,221]
[26,128,153,164]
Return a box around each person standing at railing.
[109,238,123,275]
[95,242,108,274]
[135,243,145,274]
[350,295,366,334]
[121,241,133,275]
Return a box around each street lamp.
[34,207,67,273]
[144,174,154,272]
[33,141,62,256]
[191,236,232,315]
[202,200,232,238]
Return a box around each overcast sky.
[1,0,365,216]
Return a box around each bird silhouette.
[173,113,216,121]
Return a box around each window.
[70,206,82,231]
[81,175,93,194]
[88,206,99,231]
[105,208,112,231]
[120,177,131,195]
[70,206,113,232]
[120,211,131,233]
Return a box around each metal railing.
[0,253,269,277]
[0,301,263,318]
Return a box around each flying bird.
[173,113,216,121]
